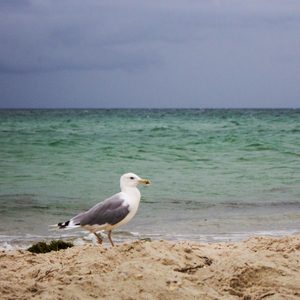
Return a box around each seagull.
[55,173,150,246]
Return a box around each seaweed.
[27,240,74,254]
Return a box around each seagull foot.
[94,232,103,244]
[108,230,115,247]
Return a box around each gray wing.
[71,194,130,226]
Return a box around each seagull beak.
[139,178,151,185]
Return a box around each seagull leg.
[94,232,103,244]
[108,230,115,247]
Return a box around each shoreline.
[1,234,299,299]
[1,229,299,251]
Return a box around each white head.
[120,172,151,190]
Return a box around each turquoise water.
[0,109,299,248]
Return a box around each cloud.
[1,0,298,74]
[0,1,164,73]
[0,0,300,108]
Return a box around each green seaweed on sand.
[27,240,74,253]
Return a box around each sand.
[0,235,299,300]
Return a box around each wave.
[244,143,275,151]
[1,229,299,250]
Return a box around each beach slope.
[1,235,299,299]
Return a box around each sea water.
[0,109,299,248]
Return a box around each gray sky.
[0,0,300,108]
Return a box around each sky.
[0,0,300,108]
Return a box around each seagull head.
[120,172,151,189]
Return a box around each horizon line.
[0,107,299,110]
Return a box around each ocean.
[0,109,299,249]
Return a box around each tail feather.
[48,220,80,231]
[58,220,70,229]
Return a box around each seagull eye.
[130,176,135,180]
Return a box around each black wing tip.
[58,220,70,229]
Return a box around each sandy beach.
[0,235,299,300]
